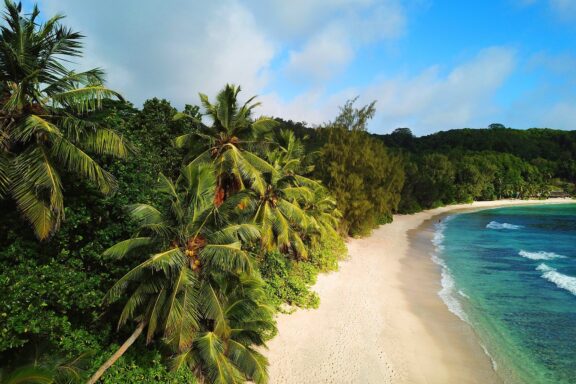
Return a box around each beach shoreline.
[265,198,574,384]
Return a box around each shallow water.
[434,204,576,384]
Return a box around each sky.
[25,0,576,135]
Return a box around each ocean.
[432,203,576,384]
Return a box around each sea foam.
[519,250,566,261]
[431,219,469,322]
[537,264,576,296]
[431,217,499,373]
[486,221,523,230]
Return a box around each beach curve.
[265,198,574,384]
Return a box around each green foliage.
[260,251,320,309]
[174,84,277,200]
[0,3,345,382]
[398,150,556,213]
[315,99,404,236]
[370,126,576,212]
[90,347,197,384]
[0,97,195,382]
[260,232,346,310]
[0,1,130,239]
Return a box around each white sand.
[265,199,574,384]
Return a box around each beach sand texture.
[265,199,574,384]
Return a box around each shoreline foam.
[266,198,574,383]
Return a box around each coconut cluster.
[184,236,205,271]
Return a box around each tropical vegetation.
[0,0,130,239]
[0,2,574,384]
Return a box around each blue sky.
[25,0,576,135]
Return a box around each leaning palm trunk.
[87,321,147,384]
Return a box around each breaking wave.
[486,221,523,230]
[519,250,566,261]
[537,264,576,296]
[431,219,468,322]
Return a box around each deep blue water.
[434,204,576,384]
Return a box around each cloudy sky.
[27,0,576,135]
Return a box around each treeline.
[381,126,576,212]
[277,118,575,222]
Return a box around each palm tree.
[301,185,341,248]
[248,130,341,258]
[172,273,274,384]
[266,129,312,176]
[0,1,130,239]
[88,163,271,384]
[244,130,324,259]
[174,84,276,206]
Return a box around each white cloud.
[34,2,571,134]
[279,0,406,83]
[259,47,516,135]
[42,0,275,105]
[40,0,406,107]
[243,0,403,42]
[284,25,354,83]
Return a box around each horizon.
[24,0,576,135]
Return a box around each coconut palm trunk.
[87,321,147,384]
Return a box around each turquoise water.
[434,204,576,384]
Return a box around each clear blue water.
[434,204,576,384]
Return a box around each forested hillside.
[380,127,576,212]
[275,119,575,217]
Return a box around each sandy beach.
[265,199,575,384]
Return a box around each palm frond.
[251,116,276,138]
[282,186,314,202]
[105,248,184,302]
[117,281,157,328]
[11,114,63,143]
[103,237,154,259]
[11,147,63,239]
[126,204,163,225]
[146,287,167,343]
[164,269,200,351]
[51,85,122,113]
[156,173,178,199]
[0,153,10,198]
[228,340,269,384]
[169,349,196,372]
[194,332,243,384]
[201,243,253,274]
[80,128,132,158]
[173,132,193,148]
[201,284,229,338]
[211,224,261,244]
[50,136,117,194]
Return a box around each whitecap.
[438,267,469,322]
[430,219,469,322]
[537,263,576,296]
[486,221,523,230]
[519,250,566,261]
